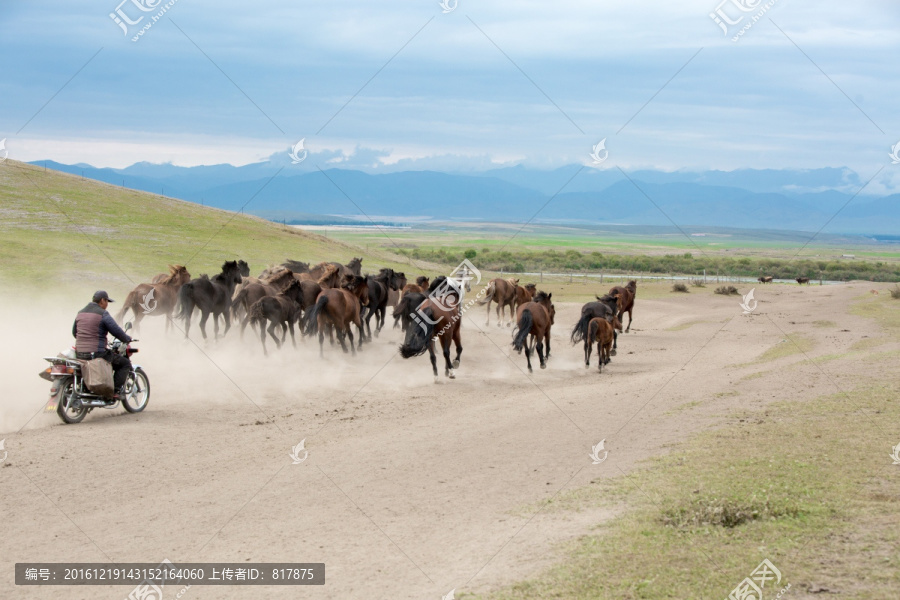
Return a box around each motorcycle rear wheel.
[56,376,87,424]
[121,368,150,413]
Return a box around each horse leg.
[288,321,297,348]
[375,307,385,337]
[495,302,502,328]
[346,325,357,356]
[442,338,454,379]
[584,338,591,368]
[597,340,603,372]
[626,309,633,333]
[428,339,439,383]
[610,330,617,356]
[198,310,210,340]
[268,322,282,349]
[258,318,269,356]
[536,337,546,369]
[507,302,514,327]
[337,327,350,354]
[222,310,232,336]
[452,328,462,369]
[318,329,325,357]
[485,300,491,326]
[524,342,533,373]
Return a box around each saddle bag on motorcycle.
[83,358,115,397]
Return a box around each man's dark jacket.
[73,302,132,353]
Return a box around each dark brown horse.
[608,280,636,333]
[119,265,191,333]
[758,276,773,284]
[248,279,304,355]
[304,274,370,356]
[282,260,310,274]
[386,272,407,309]
[392,291,427,332]
[796,277,811,285]
[231,267,296,338]
[478,277,519,327]
[176,261,243,339]
[399,277,463,382]
[511,291,554,373]
[571,294,620,366]
[361,269,401,340]
[587,316,623,373]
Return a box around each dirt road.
[1,283,890,599]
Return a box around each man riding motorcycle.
[73,290,133,396]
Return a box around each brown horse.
[119,265,191,333]
[478,277,519,327]
[511,291,554,373]
[231,267,296,338]
[399,277,463,382]
[313,264,345,289]
[248,279,304,355]
[307,258,363,282]
[758,276,774,284]
[514,283,537,312]
[796,277,811,285]
[608,280,637,333]
[587,316,623,373]
[176,261,244,339]
[304,274,369,356]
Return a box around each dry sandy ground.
[0,282,892,600]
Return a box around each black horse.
[248,279,304,355]
[176,260,243,339]
[570,293,620,366]
[392,292,427,332]
[361,268,399,340]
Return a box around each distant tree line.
[397,247,900,282]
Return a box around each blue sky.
[2,1,899,191]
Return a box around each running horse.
[571,293,620,367]
[399,276,463,382]
[511,291,555,373]
[608,280,636,333]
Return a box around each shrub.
[690,278,705,288]
[890,284,900,299]
[715,285,740,295]
[672,283,689,293]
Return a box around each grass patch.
[850,337,892,351]
[851,294,900,332]
[753,333,814,363]
[812,319,837,328]
[482,384,900,600]
[740,370,768,381]
[665,320,707,332]
[715,285,740,295]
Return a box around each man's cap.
[92,290,115,303]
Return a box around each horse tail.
[571,311,590,345]
[477,280,496,305]
[248,300,266,327]
[117,290,138,321]
[304,295,329,335]
[399,307,434,359]
[512,309,533,352]
[588,318,600,343]
[176,282,195,321]
[232,287,249,319]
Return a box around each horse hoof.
[434,377,440,384]
[610,349,617,356]
[452,359,460,368]
[528,367,533,373]
[448,371,456,379]
[540,363,546,369]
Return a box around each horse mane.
[317,263,339,285]
[283,259,309,273]
[524,283,537,292]
[428,276,447,293]
[266,266,295,289]
[534,290,551,303]
[596,293,617,304]
[159,264,187,285]
[416,276,429,287]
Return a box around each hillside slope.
[0,160,426,291]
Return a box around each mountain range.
[30,159,900,235]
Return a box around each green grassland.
[0,160,433,292]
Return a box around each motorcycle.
[39,322,150,424]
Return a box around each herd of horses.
[118,259,639,380]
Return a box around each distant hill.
[28,159,900,234]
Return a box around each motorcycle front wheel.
[56,376,87,424]
[121,368,150,413]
